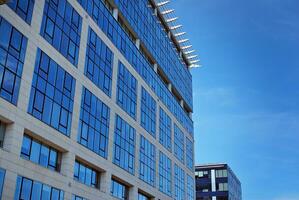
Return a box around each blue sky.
[172,0,299,199]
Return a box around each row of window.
[0,126,194,200]
[114,0,193,109]
[1,0,193,139]
[76,0,194,137]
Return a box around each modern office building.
[195,164,242,200]
[0,0,197,199]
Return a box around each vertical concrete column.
[70,11,89,142]
[60,152,75,200]
[1,170,18,200]
[188,112,192,119]
[153,63,158,73]
[113,8,119,20]
[100,171,112,194]
[211,169,216,197]
[2,123,23,156]
[135,39,140,49]
[129,185,138,200]
[107,55,119,163]
[168,83,172,92]
[154,8,158,16]
[180,100,184,108]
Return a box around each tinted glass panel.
[174,124,184,164]
[21,135,59,171]
[84,28,113,96]
[116,61,137,119]
[111,179,127,200]
[8,0,35,24]
[28,49,75,136]
[113,115,135,174]
[0,17,27,105]
[74,161,98,188]
[40,0,82,66]
[159,107,172,151]
[139,135,155,187]
[174,164,185,200]
[78,87,110,158]
[0,168,5,198]
[14,176,64,200]
[159,151,172,196]
[186,137,194,170]
[140,87,156,137]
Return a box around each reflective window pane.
[0,17,27,105]
[40,0,82,66]
[113,115,135,174]
[28,49,75,136]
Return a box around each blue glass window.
[174,124,184,164]
[113,115,135,174]
[117,61,137,119]
[74,161,99,188]
[8,0,35,24]
[20,135,59,171]
[72,194,87,200]
[186,137,194,170]
[140,87,156,137]
[78,87,110,158]
[111,179,127,200]
[159,107,171,151]
[14,176,64,200]
[85,28,113,96]
[139,135,156,187]
[174,164,185,200]
[0,168,5,199]
[40,0,82,66]
[114,0,193,109]
[138,193,150,200]
[0,17,27,105]
[187,175,194,200]
[28,49,75,136]
[159,151,172,196]
[77,0,193,138]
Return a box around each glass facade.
[159,151,172,196]
[113,115,136,174]
[174,124,185,164]
[117,61,137,119]
[74,161,99,188]
[0,16,27,105]
[28,49,75,136]
[85,28,113,96]
[174,164,185,200]
[40,0,82,66]
[187,175,194,200]
[14,176,64,200]
[111,179,127,200]
[8,0,35,24]
[139,135,156,187]
[21,135,59,171]
[78,87,110,158]
[114,0,193,109]
[0,168,5,199]
[159,107,172,152]
[0,0,195,198]
[186,137,194,170]
[77,0,193,137]
[140,87,156,137]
